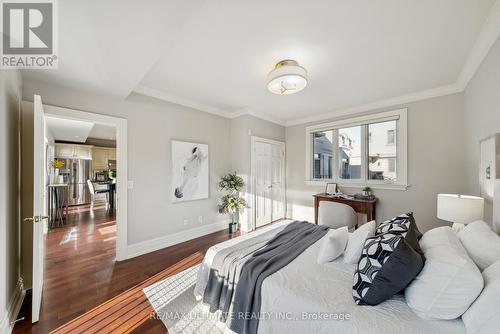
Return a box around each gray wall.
[286,93,466,232]
[230,115,286,230]
[0,70,22,327]
[22,79,235,285]
[464,35,500,223]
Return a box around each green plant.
[218,172,247,220]
[218,194,247,215]
[362,186,372,192]
[219,172,245,192]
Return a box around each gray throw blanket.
[203,226,282,318]
[202,221,328,333]
[223,221,328,334]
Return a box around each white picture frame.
[325,182,338,195]
[171,140,209,202]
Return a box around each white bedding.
[195,221,466,334]
[258,231,466,334]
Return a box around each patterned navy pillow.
[353,230,425,306]
[376,212,423,256]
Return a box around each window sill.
[304,180,409,191]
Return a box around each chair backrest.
[87,179,95,194]
[318,201,358,231]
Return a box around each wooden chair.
[87,179,110,209]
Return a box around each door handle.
[24,215,49,223]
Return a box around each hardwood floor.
[13,200,239,334]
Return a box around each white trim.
[133,85,232,119]
[305,108,408,189]
[230,108,286,126]
[0,278,25,334]
[125,220,229,259]
[304,180,409,191]
[22,101,129,261]
[250,136,286,231]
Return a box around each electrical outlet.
[183,219,188,226]
[198,216,203,224]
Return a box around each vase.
[229,210,239,233]
[54,168,59,184]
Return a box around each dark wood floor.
[13,200,239,334]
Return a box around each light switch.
[127,180,134,189]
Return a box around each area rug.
[143,264,231,334]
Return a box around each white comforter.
[196,220,466,334]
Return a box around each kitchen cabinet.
[107,148,116,161]
[92,148,109,170]
[55,144,93,160]
[92,147,116,170]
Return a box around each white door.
[31,95,47,322]
[271,143,286,220]
[254,141,272,228]
[253,138,286,228]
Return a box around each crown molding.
[133,85,233,119]
[229,108,286,126]
[134,1,500,128]
[285,83,463,126]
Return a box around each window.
[338,126,361,180]
[369,121,397,181]
[312,130,333,179]
[387,129,395,145]
[305,109,407,189]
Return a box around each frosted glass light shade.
[266,60,307,95]
[437,194,485,224]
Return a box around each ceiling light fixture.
[266,59,307,95]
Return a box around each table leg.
[314,197,319,224]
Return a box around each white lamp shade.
[266,60,307,95]
[437,194,484,224]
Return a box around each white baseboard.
[0,278,26,334]
[125,220,229,259]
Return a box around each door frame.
[23,101,129,261]
[250,136,286,231]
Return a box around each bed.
[194,219,466,334]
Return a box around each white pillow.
[317,227,348,264]
[458,220,500,271]
[405,226,484,320]
[343,220,376,264]
[462,259,500,334]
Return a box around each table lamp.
[437,194,485,232]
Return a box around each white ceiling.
[22,0,500,126]
[46,116,116,142]
[45,116,94,143]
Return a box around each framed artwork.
[325,182,337,195]
[171,140,209,202]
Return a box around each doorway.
[24,97,128,324]
[251,136,286,229]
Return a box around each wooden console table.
[313,193,377,224]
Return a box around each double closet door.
[252,137,286,228]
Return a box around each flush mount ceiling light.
[266,59,308,95]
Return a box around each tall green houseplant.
[218,172,247,232]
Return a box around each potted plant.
[362,186,373,197]
[218,172,247,233]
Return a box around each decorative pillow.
[462,259,500,334]
[458,220,500,271]
[317,227,349,264]
[353,229,425,305]
[343,220,376,264]
[405,226,484,319]
[376,212,423,253]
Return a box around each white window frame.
[305,108,408,190]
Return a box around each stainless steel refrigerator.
[59,159,92,205]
